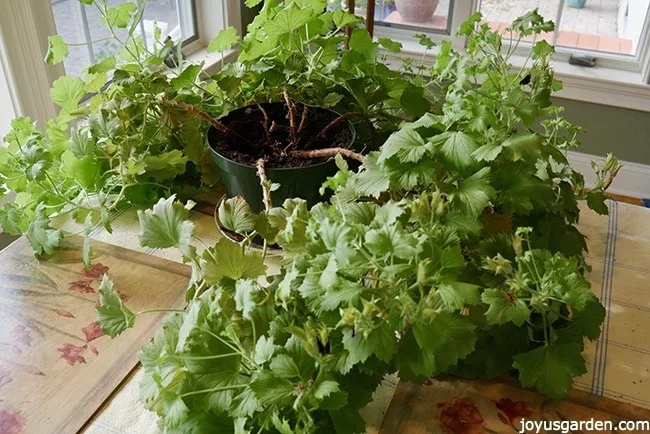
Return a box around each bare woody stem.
[298,104,309,133]
[283,90,297,142]
[318,112,365,138]
[174,101,252,148]
[291,148,363,162]
[257,104,271,140]
[255,159,273,211]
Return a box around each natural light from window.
[50,0,196,76]
[478,0,650,56]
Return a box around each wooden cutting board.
[0,236,190,434]
[380,378,650,433]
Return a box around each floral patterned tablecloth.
[75,200,650,433]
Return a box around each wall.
[555,97,650,166]
[0,49,15,139]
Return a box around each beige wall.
[555,97,650,166]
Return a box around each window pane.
[479,0,650,57]
[51,0,196,76]
[377,0,451,32]
[479,0,558,42]
[556,0,647,55]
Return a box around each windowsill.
[184,43,238,74]
[383,39,650,113]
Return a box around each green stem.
[180,384,247,398]
[135,308,185,315]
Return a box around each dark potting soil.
[208,102,354,168]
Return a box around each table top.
[51,199,650,433]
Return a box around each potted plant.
[96,10,620,433]
[566,0,588,9]
[199,0,435,210]
[395,0,439,23]
[0,0,433,254]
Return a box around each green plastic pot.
[207,104,356,213]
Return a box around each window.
[0,0,237,128]
[51,0,198,77]
[477,0,650,68]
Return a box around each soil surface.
[208,102,354,168]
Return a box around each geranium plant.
[95,9,620,434]
[0,0,433,258]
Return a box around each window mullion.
[78,1,96,64]
[552,0,565,46]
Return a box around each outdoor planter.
[207,102,356,212]
[395,0,439,23]
[566,0,588,8]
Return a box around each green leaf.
[208,26,239,53]
[453,167,495,216]
[513,343,586,399]
[96,275,135,338]
[481,288,531,326]
[103,3,138,29]
[254,336,279,365]
[349,29,377,62]
[411,312,477,373]
[472,143,503,162]
[161,391,188,427]
[331,10,360,29]
[137,195,195,257]
[263,6,313,38]
[378,37,402,53]
[88,56,116,74]
[502,134,540,161]
[379,125,428,163]
[354,153,390,198]
[571,297,606,340]
[245,0,263,6]
[400,85,429,118]
[270,354,301,378]
[50,76,85,112]
[218,197,257,234]
[250,372,294,405]
[440,132,478,170]
[45,35,69,64]
[70,127,94,159]
[176,300,204,352]
[202,238,266,284]
[314,380,340,400]
[171,64,202,90]
[586,191,609,215]
[234,280,257,320]
[26,204,63,256]
[143,150,188,181]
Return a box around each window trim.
[373,0,650,111]
[0,0,239,130]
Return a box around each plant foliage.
[96,9,619,433]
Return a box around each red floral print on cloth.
[494,398,533,428]
[83,263,109,280]
[12,325,32,347]
[437,397,485,434]
[58,343,87,366]
[81,322,104,342]
[68,280,95,294]
[0,365,12,390]
[0,408,25,434]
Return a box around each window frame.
[371,0,650,111]
[0,0,239,129]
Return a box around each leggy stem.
[317,112,364,138]
[291,148,363,162]
[255,159,273,211]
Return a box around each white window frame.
[0,0,240,130]
[373,0,650,112]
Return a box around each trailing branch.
[291,148,363,162]
[255,159,273,211]
[173,101,230,134]
[317,112,364,139]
